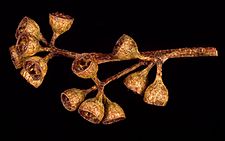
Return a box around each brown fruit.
[72,54,98,79]
[112,34,141,60]
[20,56,48,88]
[61,88,87,112]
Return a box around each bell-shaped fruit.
[15,16,46,44]
[72,54,98,79]
[102,96,126,125]
[16,34,42,57]
[61,88,88,112]
[78,91,104,124]
[20,56,48,88]
[49,12,74,45]
[143,63,168,106]
[124,64,153,95]
[112,34,141,60]
[9,45,23,69]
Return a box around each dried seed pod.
[112,34,141,60]
[124,64,153,95]
[72,54,98,79]
[9,45,23,69]
[15,16,46,44]
[143,78,168,106]
[78,92,104,124]
[20,56,48,88]
[49,12,74,44]
[143,63,168,106]
[16,34,42,57]
[61,88,88,112]
[102,97,126,125]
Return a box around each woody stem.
[43,46,218,63]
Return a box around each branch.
[43,46,218,63]
[9,12,219,125]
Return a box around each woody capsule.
[124,63,153,95]
[15,16,47,44]
[49,12,74,45]
[61,88,90,112]
[16,34,43,58]
[143,63,169,106]
[20,56,48,88]
[9,45,23,69]
[71,54,98,79]
[112,34,142,60]
[78,90,105,124]
[102,96,126,124]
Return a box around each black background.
[1,0,224,140]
